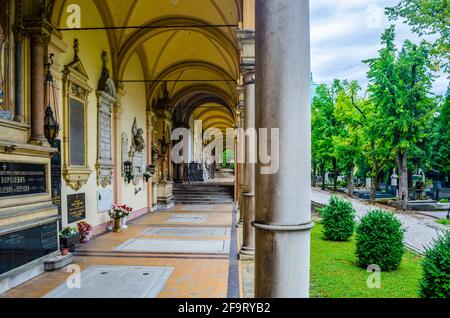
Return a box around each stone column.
[28,31,49,145]
[113,87,125,204]
[254,0,312,298]
[13,27,24,123]
[239,70,256,259]
[146,110,155,210]
[237,108,245,227]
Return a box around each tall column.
[254,0,312,298]
[28,30,49,145]
[146,111,155,210]
[113,86,125,204]
[13,0,24,123]
[239,70,256,259]
[237,108,245,227]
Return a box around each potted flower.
[109,205,132,232]
[77,221,93,243]
[59,226,79,254]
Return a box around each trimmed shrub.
[355,209,405,271]
[419,231,450,298]
[320,196,356,241]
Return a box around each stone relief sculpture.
[129,118,146,158]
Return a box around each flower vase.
[121,216,128,229]
[113,218,121,233]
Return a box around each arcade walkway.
[1,203,238,298]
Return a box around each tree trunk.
[348,164,355,197]
[370,172,379,203]
[321,162,326,190]
[397,150,409,211]
[332,158,338,192]
[312,162,317,188]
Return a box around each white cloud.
[310,0,448,95]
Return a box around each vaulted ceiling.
[51,0,241,126]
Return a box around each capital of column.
[23,17,53,45]
[242,70,256,86]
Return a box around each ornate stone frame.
[61,40,93,191]
[96,53,116,188]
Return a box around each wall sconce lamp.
[123,160,134,184]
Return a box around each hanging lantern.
[44,54,60,142]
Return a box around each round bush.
[355,209,405,271]
[320,196,356,241]
[419,231,450,298]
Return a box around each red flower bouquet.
[77,221,93,243]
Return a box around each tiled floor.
[1,204,237,298]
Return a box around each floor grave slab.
[165,214,208,223]
[114,238,230,254]
[181,205,215,211]
[141,227,231,237]
[43,266,173,298]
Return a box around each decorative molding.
[61,39,93,191]
[96,51,116,188]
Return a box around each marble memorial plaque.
[0,162,47,198]
[97,189,113,213]
[43,266,173,298]
[69,98,85,166]
[114,239,230,254]
[141,227,230,237]
[165,214,208,223]
[67,193,86,223]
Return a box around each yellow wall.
[54,0,148,229]
[120,53,149,212]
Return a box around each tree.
[364,26,436,207]
[386,0,450,73]
[312,82,342,191]
[334,80,365,196]
[431,89,450,176]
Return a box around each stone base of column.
[29,137,50,148]
[239,246,255,260]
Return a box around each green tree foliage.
[320,196,356,241]
[419,231,450,298]
[355,210,405,272]
[312,82,342,191]
[364,26,436,205]
[386,0,450,73]
[431,91,450,175]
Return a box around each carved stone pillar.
[113,86,125,204]
[239,70,256,260]
[25,19,53,146]
[254,0,312,298]
[146,110,155,210]
[13,1,24,123]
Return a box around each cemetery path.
[312,188,448,254]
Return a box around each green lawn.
[310,223,424,298]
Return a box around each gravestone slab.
[43,266,173,298]
[141,227,231,237]
[165,214,208,223]
[114,239,230,254]
[181,205,214,211]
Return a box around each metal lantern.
[44,106,60,142]
[44,54,60,142]
[123,160,134,183]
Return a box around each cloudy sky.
[310,0,448,95]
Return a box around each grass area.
[436,219,450,226]
[310,223,424,298]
